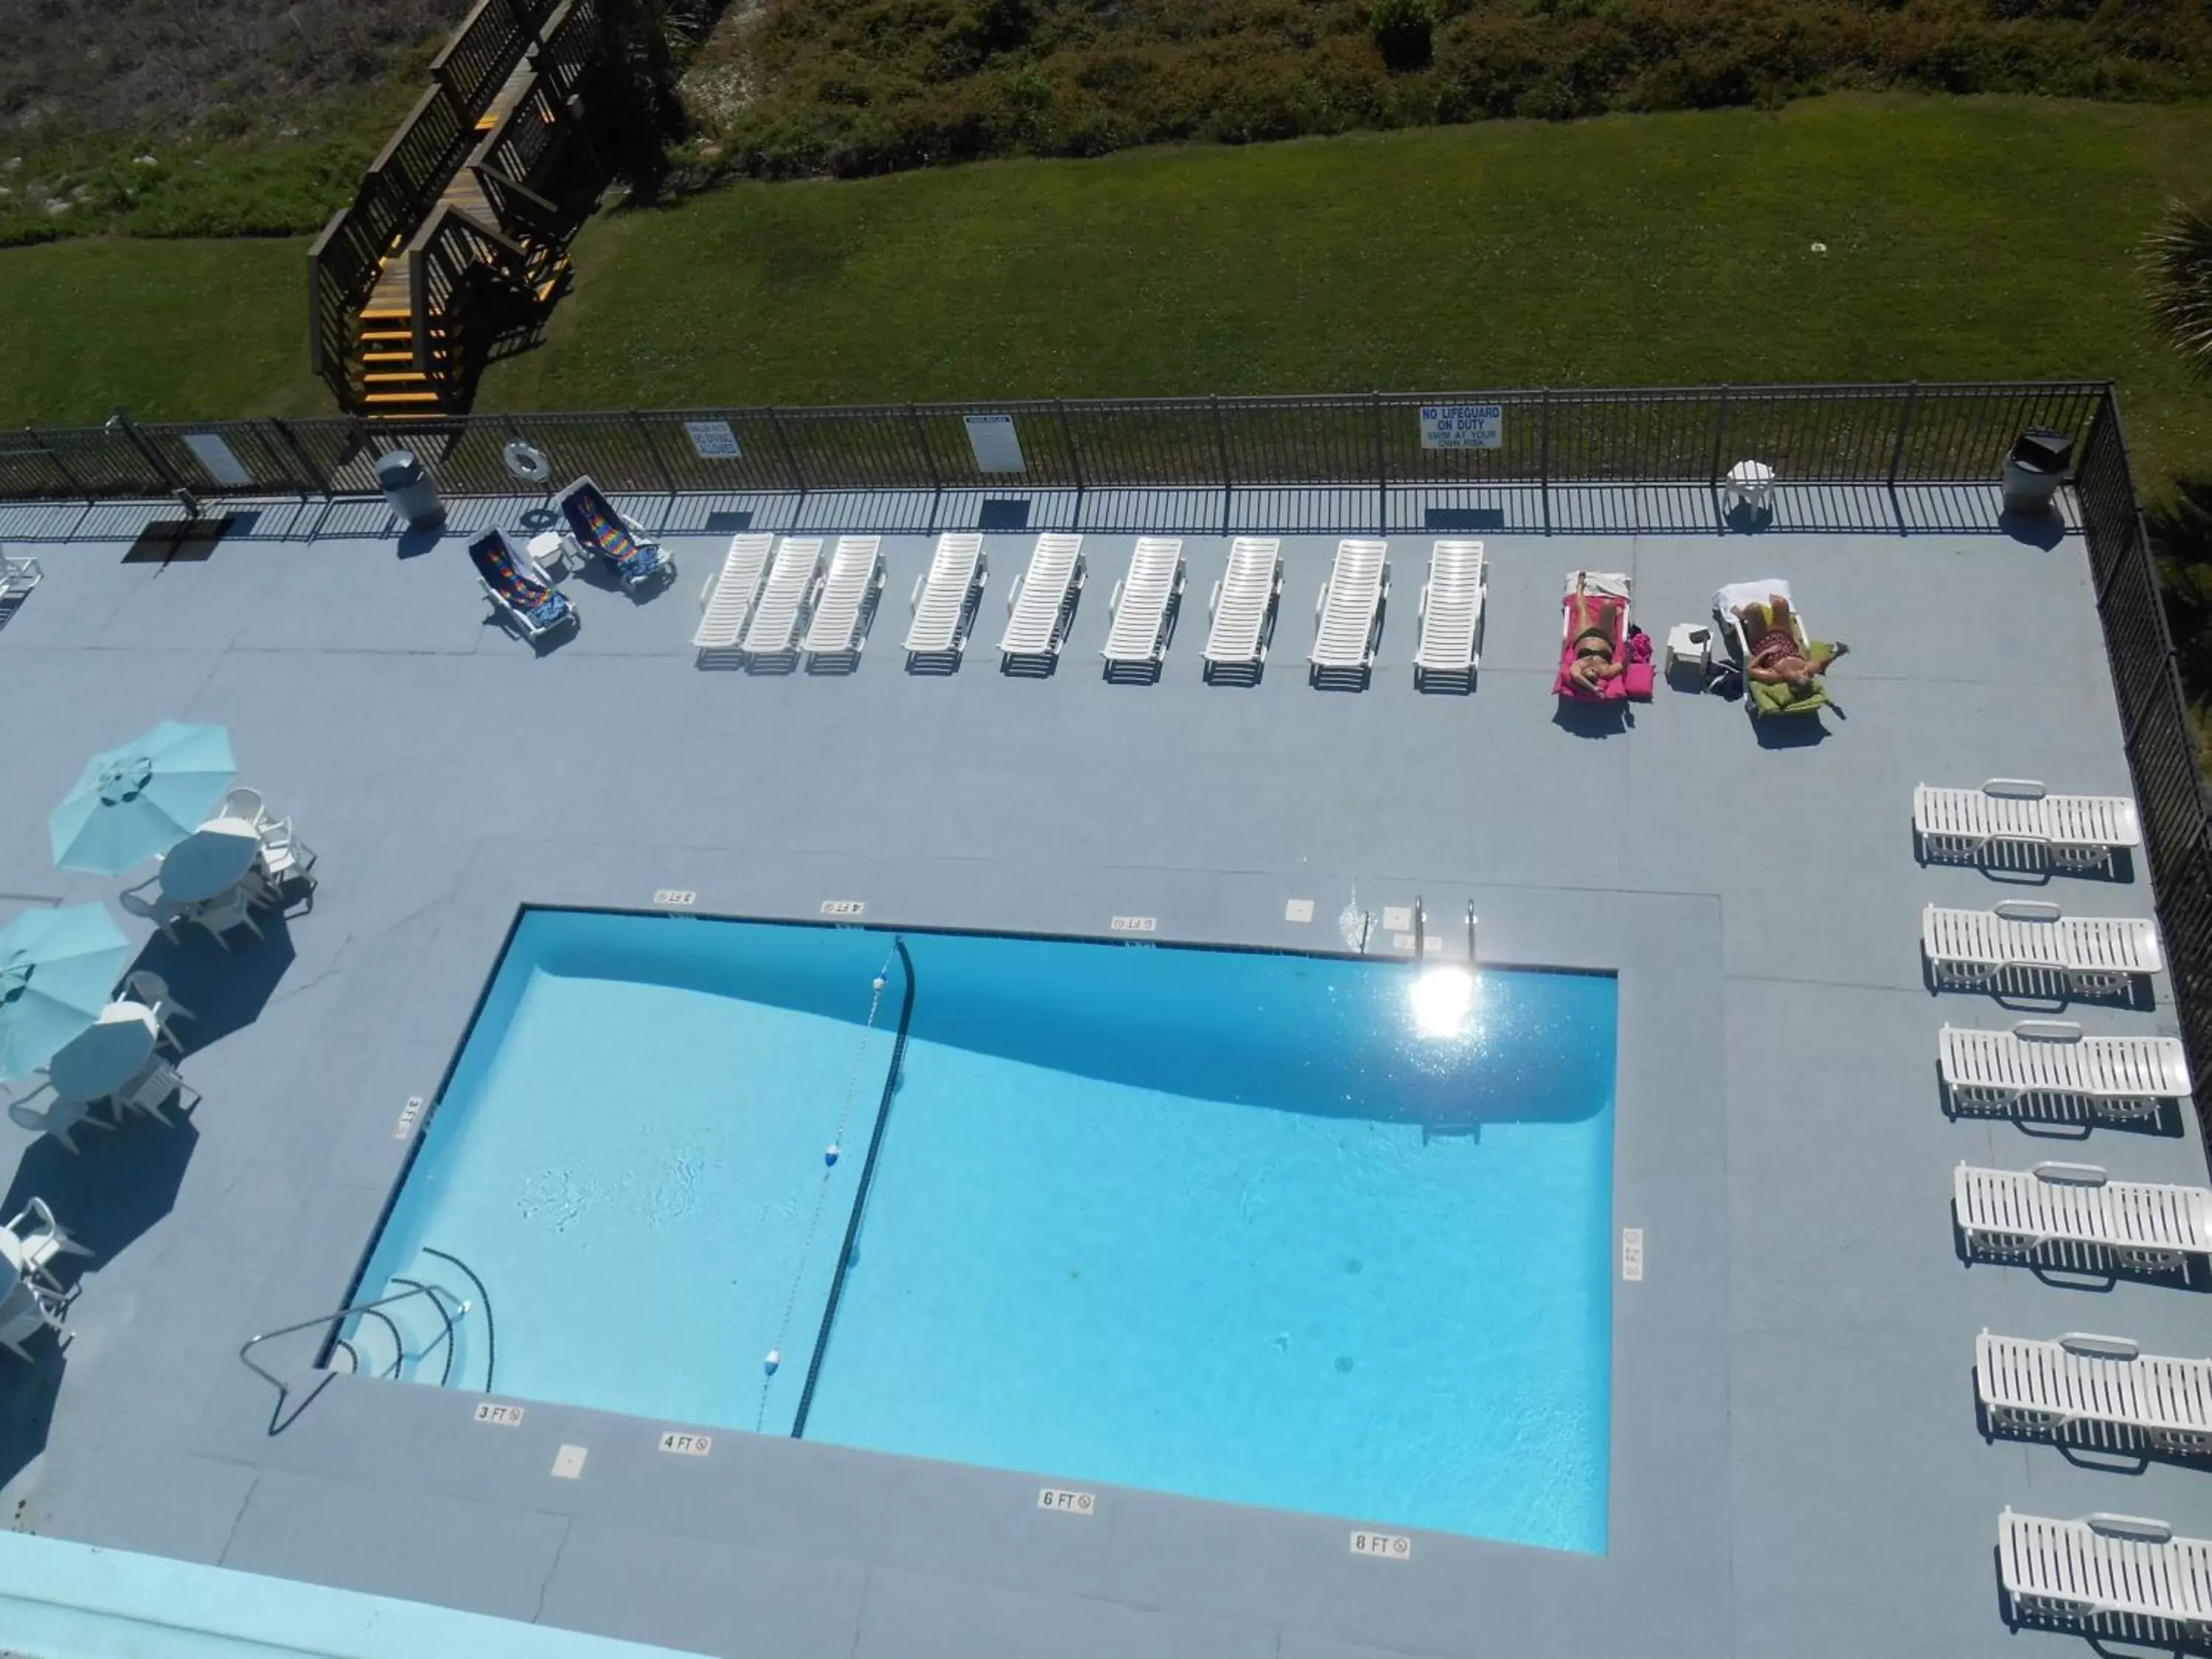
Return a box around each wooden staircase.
[307,0,602,416]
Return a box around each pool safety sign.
[1038,1486,1096,1515]
[684,420,741,460]
[964,414,1026,473]
[1418,404,1505,451]
[184,432,254,487]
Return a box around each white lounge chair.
[1000,534,1085,665]
[553,476,675,594]
[1922,901,2163,998]
[801,536,883,661]
[1,1199,92,1298]
[1915,779,2142,872]
[467,531,576,644]
[0,1284,66,1362]
[1955,1161,2212,1276]
[1311,538,1390,681]
[1941,1021,2190,1123]
[904,534,985,664]
[1203,538,1281,680]
[741,538,824,660]
[694,533,774,664]
[1413,539,1486,689]
[2000,1510,2212,1641]
[1102,538,1183,674]
[1978,1332,2212,1453]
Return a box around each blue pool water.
[352,910,1617,1551]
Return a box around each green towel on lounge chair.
[1751,672,1829,716]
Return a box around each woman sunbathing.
[1735,594,1847,692]
[1565,579,1625,694]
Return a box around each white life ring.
[503,438,552,485]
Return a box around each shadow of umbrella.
[0,1338,63,1494]
[0,1113,199,1267]
[125,912,296,1061]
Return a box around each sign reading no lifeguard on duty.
[1419,404,1505,451]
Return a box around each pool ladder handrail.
[239,1266,485,1405]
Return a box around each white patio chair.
[2,1198,93,1298]
[1722,459,1776,515]
[1203,538,1281,679]
[0,549,44,600]
[186,886,263,951]
[1999,1510,2212,1641]
[1000,535,1085,665]
[7,1085,114,1155]
[740,538,824,659]
[800,536,883,661]
[1101,538,1184,673]
[118,883,185,945]
[1940,1021,2188,1123]
[0,1284,66,1362]
[694,532,774,664]
[1954,1161,2212,1277]
[121,970,196,1055]
[1310,538,1390,681]
[218,786,269,830]
[1978,1332,2212,1454]
[904,533,985,664]
[1412,538,1486,689]
[111,1057,198,1126]
[1922,901,2163,998]
[254,815,316,897]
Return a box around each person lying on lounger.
[1565,580,1626,695]
[1733,594,1847,695]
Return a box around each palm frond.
[2147,198,2212,381]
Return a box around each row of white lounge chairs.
[692,532,1489,681]
[1917,773,2209,1643]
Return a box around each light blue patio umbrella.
[49,720,236,874]
[0,904,131,1082]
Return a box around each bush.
[1371,0,1438,71]
[676,0,2212,186]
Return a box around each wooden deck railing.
[406,204,542,382]
[307,0,570,405]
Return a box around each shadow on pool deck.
[125,911,297,1062]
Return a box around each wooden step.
[364,372,437,386]
[361,350,417,365]
[363,390,445,408]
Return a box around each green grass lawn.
[484,92,2212,498]
[0,237,324,427]
[2,93,2208,501]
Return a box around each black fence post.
[1886,382,1919,485]
[767,407,804,495]
[1539,388,1552,535]
[905,405,939,493]
[28,427,90,501]
[1708,385,1729,484]
[1056,398,1082,497]
[267,418,330,498]
[1371,391,1386,536]
[631,411,677,498]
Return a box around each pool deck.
[0,481,2199,1659]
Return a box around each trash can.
[375,449,444,531]
[2000,427,2073,518]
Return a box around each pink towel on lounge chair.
[1621,627,1655,700]
[1555,593,1630,701]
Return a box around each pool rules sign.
[1418,404,1504,450]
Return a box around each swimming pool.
[349,909,1618,1552]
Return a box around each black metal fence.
[0,381,2112,503]
[2,380,2207,1130]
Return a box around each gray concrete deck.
[0,481,2196,1659]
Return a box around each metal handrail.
[238,1280,472,1403]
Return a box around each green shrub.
[1371,0,1437,70]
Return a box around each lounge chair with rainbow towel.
[1554,571,1652,701]
[1714,578,1831,717]
[554,476,675,594]
[468,531,577,643]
